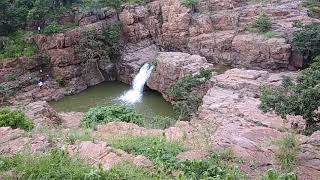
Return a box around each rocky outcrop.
[24,101,62,126]
[119,0,320,70]
[0,127,49,154]
[67,141,154,169]
[147,52,213,98]
[182,68,320,179]
[59,112,83,128]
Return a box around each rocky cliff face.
[118,0,319,70]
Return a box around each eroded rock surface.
[0,127,49,154]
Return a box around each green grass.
[0,149,154,180]
[0,31,38,60]
[81,104,145,128]
[275,134,299,172]
[110,136,246,179]
[0,107,33,131]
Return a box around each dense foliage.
[81,104,145,128]
[0,107,33,131]
[0,31,38,60]
[111,136,246,178]
[168,68,212,120]
[0,0,79,36]
[292,23,320,63]
[260,56,320,134]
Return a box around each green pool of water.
[50,81,176,119]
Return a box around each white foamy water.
[119,63,154,104]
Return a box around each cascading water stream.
[119,63,154,104]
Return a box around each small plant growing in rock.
[54,76,66,87]
[0,107,33,131]
[81,104,145,128]
[253,12,272,33]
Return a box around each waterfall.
[119,63,154,104]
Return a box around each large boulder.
[147,52,213,97]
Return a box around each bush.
[173,95,202,120]
[0,107,33,131]
[168,68,212,120]
[0,31,38,60]
[275,134,299,172]
[177,152,246,179]
[81,104,145,128]
[253,12,272,33]
[262,169,297,180]
[260,56,320,133]
[292,23,320,62]
[43,23,63,35]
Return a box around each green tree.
[260,56,320,134]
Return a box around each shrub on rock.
[0,107,33,131]
[260,56,320,134]
[254,12,272,33]
[81,104,144,128]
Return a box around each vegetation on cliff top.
[0,31,38,60]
